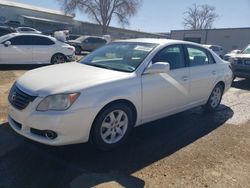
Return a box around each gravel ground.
[0,65,250,188]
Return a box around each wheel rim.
[210,87,222,108]
[100,110,128,144]
[53,55,65,64]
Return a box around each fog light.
[45,130,57,140]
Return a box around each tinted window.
[87,37,106,43]
[187,45,215,67]
[21,28,34,32]
[210,46,220,51]
[152,45,185,70]
[33,36,55,45]
[9,36,32,45]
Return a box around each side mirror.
[236,50,241,54]
[144,62,170,74]
[4,41,11,47]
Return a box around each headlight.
[37,93,80,111]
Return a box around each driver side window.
[152,45,185,70]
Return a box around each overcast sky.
[14,0,250,33]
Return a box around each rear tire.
[51,54,66,64]
[90,103,134,151]
[75,46,82,55]
[203,84,224,112]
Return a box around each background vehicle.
[203,44,224,58]
[0,33,75,64]
[16,27,42,34]
[224,49,242,61]
[66,34,81,41]
[229,44,250,78]
[8,39,232,150]
[67,35,107,54]
[0,26,15,37]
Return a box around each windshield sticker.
[134,46,153,52]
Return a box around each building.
[171,28,250,53]
[0,0,74,32]
[0,0,164,39]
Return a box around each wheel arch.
[92,99,138,128]
[50,53,67,64]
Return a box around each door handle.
[212,70,217,75]
[182,76,189,81]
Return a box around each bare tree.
[183,4,218,30]
[58,0,142,34]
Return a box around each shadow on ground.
[232,78,250,91]
[0,105,233,188]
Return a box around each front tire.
[203,84,224,112]
[91,103,134,151]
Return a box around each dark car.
[67,36,107,54]
[229,44,250,79]
[66,34,81,41]
[0,26,16,37]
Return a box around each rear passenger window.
[187,46,215,67]
[152,45,185,70]
[33,36,55,45]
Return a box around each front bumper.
[232,64,250,78]
[8,99,98,146]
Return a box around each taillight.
[67,47,75,51]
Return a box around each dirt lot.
[1,65,250,188]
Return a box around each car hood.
[233,53,250,58]
[16,63,132,97]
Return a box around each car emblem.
[11,92,17,102]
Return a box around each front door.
[0,35,33,64]
[141,45,190,123]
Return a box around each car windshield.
[242,45,250,54]
[80,42,157,72]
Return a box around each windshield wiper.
[85,63,113,70]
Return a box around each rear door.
[185,44,218,104]
[0,35,33,64]
[32,36,55,64]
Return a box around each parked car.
[8,39,232,150]
[224,49,242,61]
[0,26,15,37]
[0,33,75,64]
[203,45,224,58]
[16,27,42,34]
[229,44,250,78]
[66,34,81,41]
[67,36,107,54]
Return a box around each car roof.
[115,38,206,47]
[1,33,56,41]
[17,27,36,30]
[203,44,222,48]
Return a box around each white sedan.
[0,33,75,64]
[8,39,233,150]
[16,27,42,34]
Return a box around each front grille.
[8,84,37,110]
